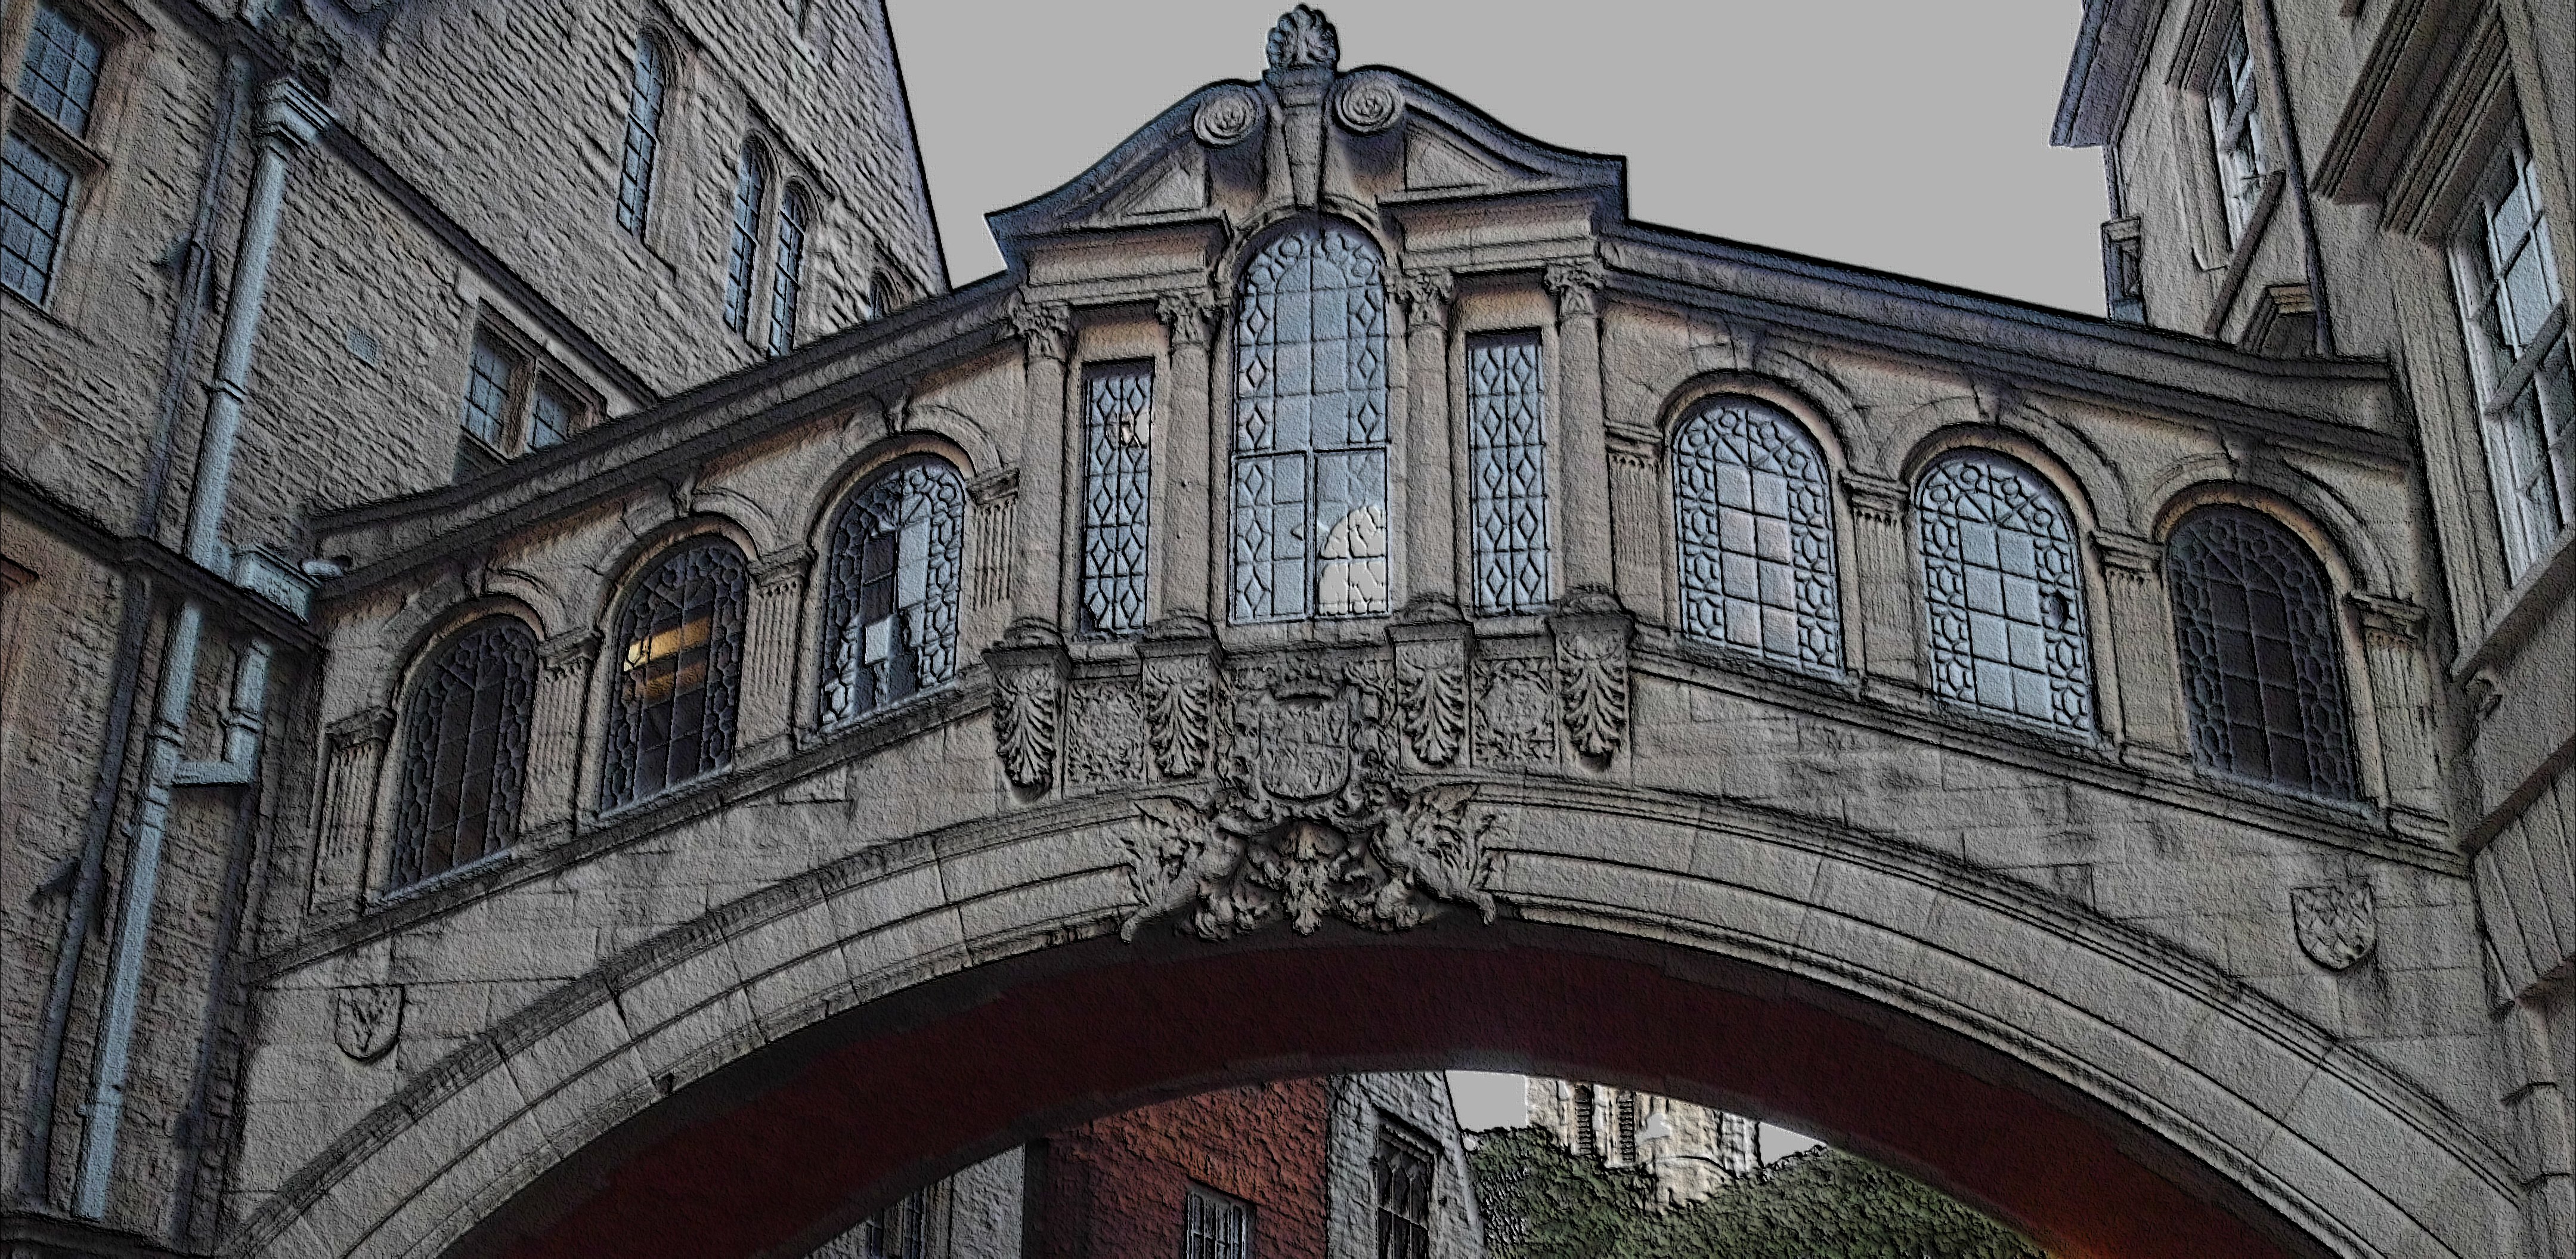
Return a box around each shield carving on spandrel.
[1247,684,1355,801]
[2290,882,2376,971]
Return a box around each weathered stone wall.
[1324,1073,1481,1259]
[1029,1080,1332,1259]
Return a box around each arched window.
[1915,450,2094,734]
[723,140,769,334]
[819,455,966,726]
[391,618,537,889]
[767,182,809,356]
[1230,221,1391,622]
[1670,396,1841,675]
[1081,362,1153,635]
[602,538,747,809]
[614,32,670,235]
[2166,507,2357,799]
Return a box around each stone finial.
[1267,6,1339,72]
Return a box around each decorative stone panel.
[984,618,1067,793]
[1138,614,1221,779]
[1549,586,1632,761]
[1388,595,1470,769]
[1064,680,1150,787]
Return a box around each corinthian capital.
[1394,269,1454,332]
[1542,257,1607,321]
[1008,296,1073,362]
[1156,290,1221,347]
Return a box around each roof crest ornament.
[1267,6,1339,73]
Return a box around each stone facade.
[1525,1077,1756,1206]
[2,2,2571,1258]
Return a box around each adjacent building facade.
[1524,1078,1758,1206]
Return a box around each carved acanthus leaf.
[986,619,1066,791]
[1551,587,1632,761]
[1394,643,1466,767]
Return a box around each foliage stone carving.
[1550,587,1633,760]
[1143,658,1216,777]
[986,619,1066,792]
[1266,5,1338,71]
[1065,683,1150,786]
[1119,659,1502,940]
[333,985,402,1062]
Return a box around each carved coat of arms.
[1120,660,1502,940]
[2290,882,2376,971]
[333,984,404,1062]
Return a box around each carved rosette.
[1550,586,1633,761]
[1118,658,1503,941]
[984,619,1067,792]
[1389,595,1469,768]
[1192,86,1262,147]
[1332,70,1402,134]
[1140,615,1221,778]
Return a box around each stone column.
[309,706,394,926]
[1544,259,1615,597]
[1395,269,1457,600]
[522,629,598,839]
[1842,470,1920,699]
[736,546,812,764]
[1156,290,1220,620]
[1009,297,1073,627]
[2094,531,2188,769]
[2352,593,2445,829]
[1605,424,1662,622]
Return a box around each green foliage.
[1468,1127,2044,1259]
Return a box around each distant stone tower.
[1526,1079,1758,1206]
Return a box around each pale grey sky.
[887,0,2110,314]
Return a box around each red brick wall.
[1031,1079,1333,1259]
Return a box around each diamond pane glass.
[1231,221,1391,622]
[602,538,747,809]
[615,33,668,235]
[18,5,104,137]
[392,619,537,890]
[1081,362,1153,635]
[2168,507,2358,799]
[1671,397,1841,675]
[723,143,766,333]
[1466,331,1550,615]
[0,132,72,305]
[820,455,965,726]
[767,184,807,356]
[1915,451,2094,734]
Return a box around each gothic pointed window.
[1671,396,1841,675]
[819,455,966,726]
[768,182,809,356]
[2167,507,2357,799]
[602,538,747,809]
[391,619,538,889]
[1231,221,1391,622]
[1080,362,1153,635]
[1915,451,2094,734]
[1373,1118,1436,1259]
[1466,331,1550,614]
[615,32,670,235]
[723,139,769,334]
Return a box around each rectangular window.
[1373,1120,1435,1259]
[528,378,575,449]
[1465,331,1550,615]
[1184,1183,1251,1259]
[1080,361,1153,635]
[2205,14,2268,247]
[2451,126,2574,579]
[457,324,593,475]
[462,333,516,448]
[18,4,105,136]
[1,131,72,304]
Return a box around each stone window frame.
[612,26,675,238]
[811,450,968,730]
[2445,119,2574,584]
[2165,0,2286,280]
[0,0,148,325]
[767,178,812,356]
[585,525,753,818]
[1457,325,1554,618]
[794,434,980,740]
[453,309,601,479]
[360,601,552,903]
[2163,504,2363,804]
[382,614,540,895]
[722,134,772,337]
[1076,356,1155,638]
[1665,391,1849,680]
[1370,1113,1437,1259]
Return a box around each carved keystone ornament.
[333,984,404,1062]
[1121,658,1503,941]
[2291,880,2376,971]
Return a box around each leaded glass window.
[1373,1120,1435,1259]
[18,5,105,137]
[1915,451,2094,734]
[820,455,965,725]
[1,132,72,305]
[528,378,574,449]
[2206,14,2268,247]
[1231,221,1391,622]
[602,538,747,809]
[2450,125,2573,579]
[391,619,537,890]
[859,1189,927,1259]
[2168,507,2357,799]
[1080,361,1153,635]
[767,182,808,356]
[1466,331,1550,615]
[1671,396,1841,675]
[461,331,515,447]
[615,32,670,235]
[723,141,767,334]
[1184,1184,1251,1259]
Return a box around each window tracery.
[391,619,537,890]
[602,538,747,809]
[1466,331,1550,615]
[820,455,966,725]
[1231,221,1391,622]
[1670,396,1841,675]
[1914,450,2094,734]
[2166,506,2357,799]
[1081,362,1153,635]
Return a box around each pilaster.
[1156,290,1221,621]
[2351,592,2446,829]
[736,546,813,765]
[1397,269,1457,600]
[1605,425,1662,622]
[1543,259,1614,594]
[522,629,598,841]
[2094,531,2188,768]
[1841,470,1919,696]
[1010,298,1073,626]
[308,706,392,926]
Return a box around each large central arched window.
[1915,450,2094,735]
[2166,506,2357,799]
[602,537,747,809]
[819,454,966,726]
[391,618,537,890]
[1231,221,1391,622]
[1671,396,1841,676]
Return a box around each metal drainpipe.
[69,76,327,1221]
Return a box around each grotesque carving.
[1332,70,1403,134]
[1550,586,1633,761]
[1191,86,1262,148]
[2292,881,2376,971]
[333,985,402,1062]
[985,619,1067,792]
[1266,5,1339,72]
[1119,658,1503,940]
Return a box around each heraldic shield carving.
[1120,658,1503,940]
[2290,881,2376,971]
